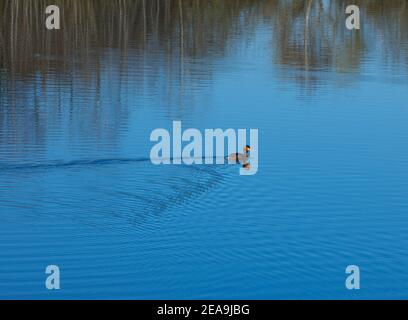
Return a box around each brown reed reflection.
[1,0,407,156]
[1,1,407,82]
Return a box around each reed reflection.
[1,0,407,155]
[2,1,407,77]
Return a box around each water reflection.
[2,1,407,76]
[0,0,406,160]
[1,0,407,159]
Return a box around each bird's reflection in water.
[226,145,253,171]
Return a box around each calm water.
[1,0,408,299]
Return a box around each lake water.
[1,0,408,299]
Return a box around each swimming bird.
[228,145,251,163]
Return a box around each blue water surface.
[0,1,408,299]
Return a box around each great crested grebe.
[228,145,251,163]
